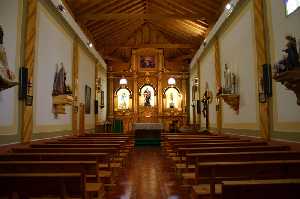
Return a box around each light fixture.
[87,42,93,48]
[168,77,176,86]
[119,76,127,86]
[57,4,65,13]
[225,3,232,10]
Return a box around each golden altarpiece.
[107,48,189,133]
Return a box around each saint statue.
[143,88,151,106]
[52,63,72,96]
[169,92,175,108]
[274,36,300,73]
[0,25,17,90]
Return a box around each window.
[285,0,300,15]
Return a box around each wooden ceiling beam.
[100,43,198,49]
[80,13,211,22]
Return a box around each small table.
[133,123,163,146]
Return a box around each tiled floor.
[107,146,183,199]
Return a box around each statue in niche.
[143,88,151,106]
[0,25,17,91]
[169,92,175,108]
[274,36,300,74]
[120,92,128,109]
[52,63,72,96]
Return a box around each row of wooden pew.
[162,133,300,199]
[0,133,134,199]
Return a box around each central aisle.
[107,147,182,199]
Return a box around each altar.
[133,123,163,146]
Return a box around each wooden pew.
[193,160,300,198]
[30,143,122,148]
[0,173,95,199]
[222,179,300,199]
[0,161,104,198]
[172,141,267,148]
[0,152,109,161]
[175,145,290,156]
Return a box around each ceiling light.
[88,42,93,48]
[225,3,232,10]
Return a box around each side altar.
[133,123,163,146]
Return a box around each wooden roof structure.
[65,0,228,64]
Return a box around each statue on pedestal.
[274,36,300,74]
[0,25,17,91]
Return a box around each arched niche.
[114,87,132,111]
[139,84,156,107]
[163,86,182,110]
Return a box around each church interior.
[0,0,300,198]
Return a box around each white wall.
[200,47,216,127]
[33,2,73,133]
[219,2,259,130]
[78,46,95,129]
[267,0,300,132]
[0,0,22,135]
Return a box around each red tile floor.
[106,146,184,199]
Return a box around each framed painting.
[85,85,91,114]
[140,56,155,68]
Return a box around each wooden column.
[94,61,98,129]
[158,49,164,116]
[107,75,114,120]
[253,0,271,140]
[132,50,138,121]
[197,59,201,129]
[21,0,37,143]
[72,39,79,136]
[214,38,223,133]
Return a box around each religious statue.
[143,88,151,106]
[169,92,175,108]
[0,25,17,91]
[274,36,300,74]
[201,82,212,132]
[52,63,72,96]
[120,92,128,109]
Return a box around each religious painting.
[140,85,155,107]
[85,85,91,114]
[117,88,130,109]
[140,56,155,68]
[165,87,181,109]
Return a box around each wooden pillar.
[214,38,223,133]
[158,49,164,116]
[72,39,79,136]
[94,61,98,129]
[197,59,201,129]
[79,103,85,135]
[132,50,138,121]
[253,0,271,140]
[107,75,114,120]
[21,0,37,143]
